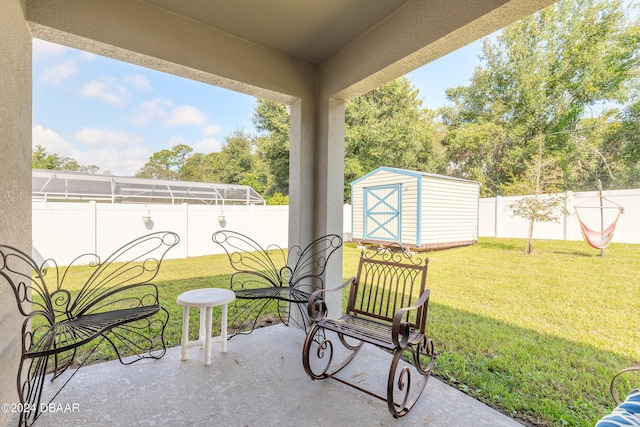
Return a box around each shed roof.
[32,169,265,205]
[350,166,480,186]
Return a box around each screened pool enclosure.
[32,169,265,205]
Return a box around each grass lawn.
[45,237,640,427]
[415,238,640,427]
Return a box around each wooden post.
[598,179,604,258]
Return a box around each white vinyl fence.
[479,189,640,244]
[32,191,638,265]
[32,201,289,265]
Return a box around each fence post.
[495,196,502,238]
[89,200,97,254]
[564,191,573,241]
[182,203,189,258]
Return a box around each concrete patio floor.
[32,324,523,427]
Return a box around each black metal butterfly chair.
[212,230,342,337]
[0,232,179,427]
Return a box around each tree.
[442,0,640,195]
[344,77,437,199]
[136,144,193,180]
[592,99,640,189]
[252,77,439,201]
[615,100,640,185]
[265,192,289,205]
[180,151,224,183]
[136,130,267,197]
[218,130,265,188]
[440,121,508,195]
[252,101,291,195]
[33,145,61,169]
[502,138,568,253]
[32,145,100,173]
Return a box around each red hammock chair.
[574,195,624,250]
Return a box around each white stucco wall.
[0,0,31,422]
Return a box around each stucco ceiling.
[141,0,410,66]
[26,0,557,102]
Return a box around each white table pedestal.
[176,288,236,365]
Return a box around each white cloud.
[81,51,97,61]
[75,127,143,147]
[202,124,222,136]
[32,39,71,58]
[130,97,172,126]
[79,78,130,106]
[73,127,150,175]
[167,134,187,148]
[79,143,150,176]
[165,134,223,153]
[131,99,209,128]
[39,60,79,85]
[124,74,153,92]
[166,105,208,126]
[193,137,224,153]
[74,74,151,107]
[32,125,77,157]
[33,124,148,175]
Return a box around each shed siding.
[352,167,480,249]
[352,170,418,245]
[421,177,479,244]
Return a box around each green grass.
[46,238,640,426]
[420,238,640,427]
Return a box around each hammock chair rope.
[575,207,622,249]
[574,194,624,250]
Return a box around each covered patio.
[29,325,521,427]
[2,0,556,425]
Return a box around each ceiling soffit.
[26,0,557,102]
[140,0,410,66]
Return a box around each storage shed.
[351,167,480,250]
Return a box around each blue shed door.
[363,185,401,242]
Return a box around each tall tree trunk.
[526,216,535,254]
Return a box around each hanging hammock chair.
[574,194,624,250]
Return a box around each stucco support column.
[289,93,345,321]
[0,0,32,421]
[288,98,315,250]
[287,97,315,328]
[314,98,346,318]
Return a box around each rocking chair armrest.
[610,366,640,405]
[392,289,430,348]
[307,277,356,321]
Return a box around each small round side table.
[176,288,236,365]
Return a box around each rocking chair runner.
[302,244,435,418]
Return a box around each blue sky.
[32,37,485,176]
